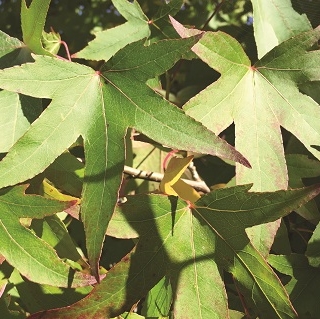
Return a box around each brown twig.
[123,165,211,193]
[188,160,202,182]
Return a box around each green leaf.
[0,32,41,153]
[0,289,26,319]
[287,154,320,222]
[9,268,92,314]
[41,29,61,55]
[125,142,169,193]
[306,222,320,268]
[141,276,172,317]
[29,184,320,319]
[31,214,84,263]
[171,19,319,258]
[28,245,167,319]
[173,19,320,192]
[0,186,97,287]
[73,0,150,61]
[148,0,184,42]
[73,0,184,61]
[21,0,61,56]
[251,0,311,58]
[0,91,42,152]
[45,152,84,198]
[268,254,320,319]
[0,37,249,279]
[0,30,33,68]
[229,309,246,319]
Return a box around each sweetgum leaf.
[0,30,33,68]
[29,184,320,319]
[287,154,320,222]
[73,0,183,61]
[0,185,97,287]
[251,0,311,58]
[141,276,172,317]
[45,152,84,198]
[148,0,184,42]
[31,214,83,263]
[21,0,60,56]
[0,91,42,152]
[0,31,41,153]
[73,0,149,61]
[9,269,92,314]
[268,254,320,319]
[0,37,249,278]
[173,19,320,255]
[306,222,320,268]
[173,21,320,193]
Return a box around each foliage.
[0,1,320,319]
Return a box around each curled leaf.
[159,155,201,203]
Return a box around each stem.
[124,165,210,193]
[60,40,71,61]
[201,0,226,30]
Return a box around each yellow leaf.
[42,179,80,204]
[159,155,201,203]
[171,179,201,203]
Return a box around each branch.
[123,165,211,193]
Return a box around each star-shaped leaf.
[28,184,320,319]
[21,0,61,56]
[0,36,249,278]
[172,19,320,193]
[268,254,320,319]
[0,185,97,287]
[73,0,184,61]
[251,0,311,58]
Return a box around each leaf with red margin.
[171,17,320,258]
[0,36,249,280]
[27,184,320,319]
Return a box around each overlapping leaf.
[0,91,42,152]
[73,0,184,61]
[21,0,61,56]
[141,276,172,317]
[306,222,320,268]
[251,0,311,58]
[9,269,92,314]
[268,254,320,319]
[172,19,320,193]
[0,34,249,278]
[159,155,201,203]
[171,19,320,257]
[28,184,320,319]
[0,30,41,153]
[287,154,320,221]
[0,186,97,287]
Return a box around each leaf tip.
[240,156,252,169]
[169,16,203,38]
